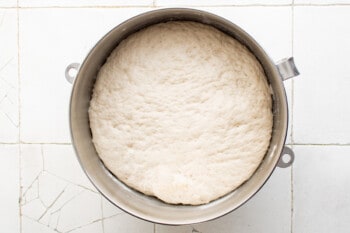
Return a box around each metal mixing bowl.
[64,8,299,225]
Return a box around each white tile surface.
[157,0,292,6]
[19,8,151,143]
[70,221,104,233]
[57,190,102,232]
[19,0,153,7]
[20,145,42,192]
[199,7,292,61]
[293,146,350,233]
[294,0,350,4]
[157,166,291,233]
[22,216,56,233]
[0,10,19,143]
[42,144,95,191]
[0,0,16,7]
[102,197,124,218]
[103,213,154,233]
[38,172,67,207]
[20,144,103,232]
[293,6,350,144]
[21,144,95,192]
[0,145,19,233]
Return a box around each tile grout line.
[290,5,295,146]
[3,142,350,146]
[0,5,156,9]
[294,3,350,6]
[1,3,350,10]
[15,0,23,232]
[293,143,350,146]
[285,143,350,146]
[16,3,20,128]
[101,196,105,233]
[0,142,72,145]
[290,2,295,233]
[21,142,72,145]
[1,3,350,9]
[155,3,294,7]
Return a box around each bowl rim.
[69,7,288,225]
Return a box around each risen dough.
[89,21,272,205]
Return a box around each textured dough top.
[89,21,273,205]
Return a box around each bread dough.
[89,21,272,205]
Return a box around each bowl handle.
[277,146,295,168]
[276,57,299,81]
[65,63,80,84]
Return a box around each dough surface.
[89,21,273,205]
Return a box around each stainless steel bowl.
[65,8,299,225]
